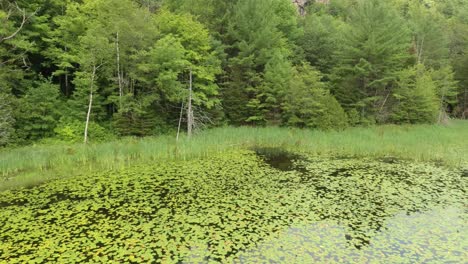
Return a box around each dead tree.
[176,101,184,141]
[187,68,194,139]
[462,88,467,119]
[84,63,103,144]
[176,68,214,140]
[115,32,123,109]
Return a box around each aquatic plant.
[0,150,465,263]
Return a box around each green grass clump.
[1,120,467,190]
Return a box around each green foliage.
[246,50,293,124]
[332,0,412,123]
[0,93,14,146]
[163,0,233,33]
[54,118,114,143]
[307,0,354,18]
[1,0,468,146]
[154,11,221,106]
[446,2,468,117]
[407,1,450,68]
[299,12,343,75]
[133,10,222,134]
[13,80,62,142]
[224,0,296,125]
[113,110,171,137]
[139,35,189,103]
[431,66,459,106]
[391,65,440,124]
[282,64,348,130]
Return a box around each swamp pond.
[0,149,466,263]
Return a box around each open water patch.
[254,147,307,173]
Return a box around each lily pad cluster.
[0,150,466,263]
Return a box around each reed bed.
[1,120,467,190]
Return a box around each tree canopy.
[1,0,467,145]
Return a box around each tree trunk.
[116,32,123,109]
[64,73,69,97]
[187,69,194,139]
[176,101,185,141]
[64,46,69,97]
[463,88,467,119]
[84,65,97,144]
[417,36,424,65]
[438,92,446,124]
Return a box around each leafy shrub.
[54,118,114,143]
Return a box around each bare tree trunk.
[187,69,194,139]
[417,36,424,65]
[176,101,185,141]
[64,72,69,96]
[379,91,391,113]
[84,65,97,144]
[63,46,70,96]
[116,32,123,109]
[463,88,467,119]
[438,92,446,124]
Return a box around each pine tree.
[223,0,296,125]
[445,1,468,118]
[391,65,440,124]
[282,63,348,130]
[14,80,62,141]
[299,12,343,76]
[332,0,412,124]
[246,50,293,124]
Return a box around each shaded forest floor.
[1,120,467,191]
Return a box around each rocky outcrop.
[292,0,309,15]
[292,0,330,15]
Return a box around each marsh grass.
[1,120,467,190]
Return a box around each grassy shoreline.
[1,120,467,191]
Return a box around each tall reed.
[1,121,467,190]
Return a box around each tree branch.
[0,3,38,43]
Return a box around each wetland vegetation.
[1,148,466,262]
[1,121,467,190]
[1,122,467,263]
[1,0,468,262]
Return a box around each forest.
[1,0,467,146]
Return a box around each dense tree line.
[0,0,467,145]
